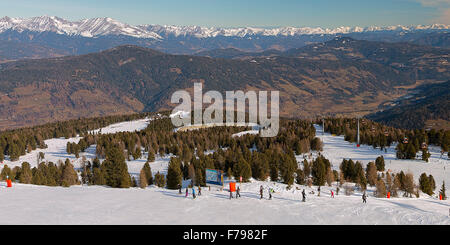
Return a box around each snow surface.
[1,16,449,39]
[308,124,450,191]
[0,122,449,225]
[0,117,152,170]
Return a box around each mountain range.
[0,16,449,62]
[0,36,448,130]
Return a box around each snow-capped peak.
[0,16,162,39]
[0,16,449,39]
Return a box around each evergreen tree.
[92,167,106,185]
[366,162,378,186]
[233,157,252,182]
[143,162,153,185]
[147,149,155,162]
[19,162,32,184]
[131,176,137,187]
[166,157,182,189]
[279,153,297,186]
[421,149,431,162]
[102,146,131,188]
[311,156,326,186]
[376,179,387,198]
[439,181,446,200]
[154,171,166,187]
[375,156,385,171]
[295,169,305,185]
[139,168,148,188]
[61,159,80,187]
[326,167,334,186]
[0,164,11,180]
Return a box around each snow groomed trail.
[0,121,449,225]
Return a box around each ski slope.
[307,125,450,191]
[0,122,449,225]
[0,117,153,171]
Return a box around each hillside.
[367,81,450,130]
[0,38,448,130]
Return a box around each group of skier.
[181,184,202,199]
[179,183,368,204]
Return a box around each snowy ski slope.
[0,121,449,225]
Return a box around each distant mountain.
[0,37,447,130]
[367,81,450,130]
[0,40,68,62]
[2,16,448,38]
[0,16,448,61]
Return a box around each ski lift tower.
[356,116,360,147]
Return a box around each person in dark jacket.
[198,186,202,196]
[260,185,263,199]
[236,186,241,198]
[185,188,189,198]
[362,191,367,203]
[302,189,306,202]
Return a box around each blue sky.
[0,0,448,28]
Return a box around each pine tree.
[139,168,148,188]
[311,156,326,186]
[376,179,387,198]
[326,167,334,187]
[233,157,252,182]
[0,149,4,162]
[102,146,131,188]
[92,167,106,185]
[295,169,305,185]
[147,149,155,162]
[61,159,80,187]
[439,181,446,200]
[154,171,166,187]
[166,157,182,189]
[366,162,378,186]
[143,162,153,185]
[0,164,11,180]
[421,149,431,162]
[303,159,311,177]
[19,162,32,184]
[131,176,137,187]
[375,156,385,171]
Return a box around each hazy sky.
[0,0,449,28]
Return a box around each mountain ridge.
[0,38,447,130]
[1,16,449,39]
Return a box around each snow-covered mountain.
[0,15,448,39]
[0,16,162,39]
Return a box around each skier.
[192,187,196,199]
[236,186,241,198]
[198,186,202,196]
[178,184,182,194]
[331,190,334,198]
[362,191,367,203]
[318,186,321,196]
[268,188,272,200]
[260,185,263,199]
[302,189,306,202]
[185,187,189,198]
[336,187,340,196]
